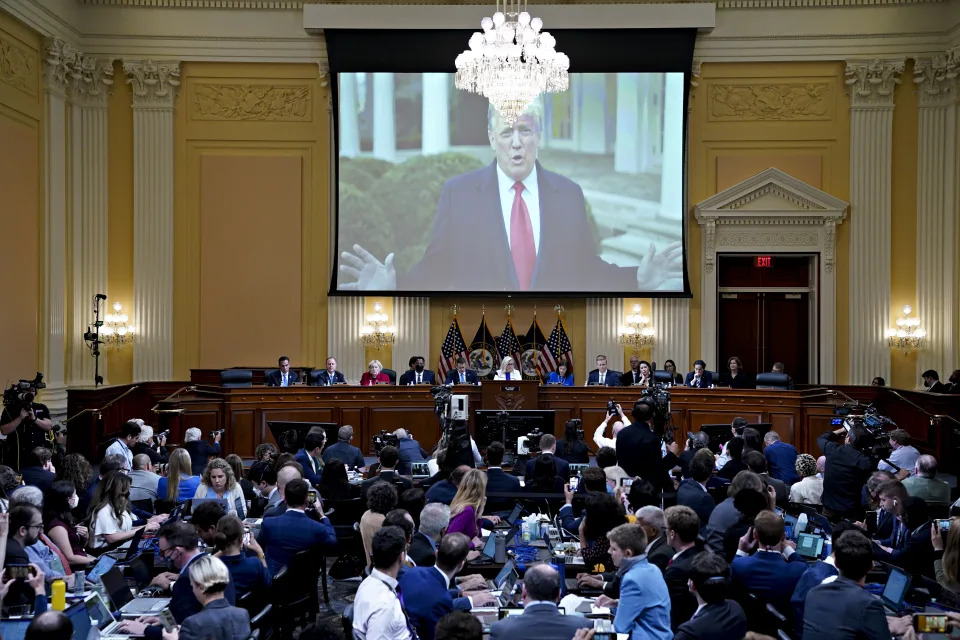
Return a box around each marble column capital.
[123,60,181,109]
[42,37,80,99]
[913,54,959,108]
[845,59,905,108]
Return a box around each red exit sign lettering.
[754,255,774,268]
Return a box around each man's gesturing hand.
[636,241,683,290]
[339,244,397,290]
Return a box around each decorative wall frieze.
[69,0,948,7]
[0,31,39,97]
[123,60,180,108]
[913,54,959,107]
[708,83,830,121]
[715,231,820,247]
[845,59,905,107]
[190,83,310,121]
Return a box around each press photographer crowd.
[4,368,960,640]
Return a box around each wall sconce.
[99,302,135,348]
[885,305,926,355]
[360,301,396,350]
[618,304,655,353]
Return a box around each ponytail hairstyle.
[213,513,244,552]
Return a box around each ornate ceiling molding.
[73,0,946,7]
[844,58,905,107]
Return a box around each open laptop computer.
[87,554,119,583]
[881,567,913,616]
[84,591,142,638]
[0,619,31,640]
[65,599,93,640]
[484,560,517,591]
[411,462,430,479]
[795,533,825,561]
[493,504,523,530]
[106,528,145,562]
[101,565,170,617]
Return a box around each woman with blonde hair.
[360,359,390,386]
[157,448,201,503]
[933,518,960,593]
[194,458,246,518]
[446,469,498,549]
[494,356,519,381]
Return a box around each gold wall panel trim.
[0,31,38,98]
[190,83,312,122]
[708,82,831,122]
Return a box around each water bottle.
[74,570,85,597]
[51,579,66,611]
[494,533,507,563]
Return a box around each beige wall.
[0,12,42,385]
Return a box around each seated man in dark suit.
[802,529,892,639]
[264,355,299,387]
[664,505,704,630]
[674,553,747,640]
[398,356,436,386]
[409,502,450,567]
[320,425,366,470]
[361,445,413,497]
[444,357,479,385]
[762,430,800,484]
[19,447,56,492]
[730,510,808,624]
[394,428,429,476]
[257,479,337,576]
[425,465,470,506]
[523,435,569,483]
[295,430,325,487]
[677,448,717,528]
[488,564,592,640]
[586,355,621,386]
[313,356,346,386]
[790,521,859,632]
[684,360,714,388]
[484,442,520,513]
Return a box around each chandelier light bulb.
[113,302,122,312]
[903,305,912,315]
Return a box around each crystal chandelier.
[99,302,135,348]
[618,304,656,353]
[360,302,397,351]
[885,305,926,355]
[455,0,569,126]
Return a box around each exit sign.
[754,255,774,268]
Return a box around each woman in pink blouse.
[360,359,390,386]
[446,469,500,549]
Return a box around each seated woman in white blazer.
[494,356,521,381]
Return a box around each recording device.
[569,477,579,491]
[159,609,177,633]
[431,385,473,468]
[639,383,674,443]
[371,429,399,454]
[606,399,617,415]
[307,490,318,506]
[153,430,169,446]
[6,564,31,579]
[936,519,951,533]
[2,372,46,413]
[866,510,879,535]
[242,527,252,547]
[592,619,616,640]
[914,613,948,633]
[620,477,634,488]
[524,428,546,453]
[831,403,895,461]
[568,418,584,440]
[209,429,224,437]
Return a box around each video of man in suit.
[335,72,686,294]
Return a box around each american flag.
[497,319,523,370]
[537,317,574,374]
[438,317,469,382]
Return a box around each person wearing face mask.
[42,480,96,566]
[398,356,435,386]
[922,369,947,393]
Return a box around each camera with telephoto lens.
[832,403,894,460]
[639,383,674,442]
[524,428,545,453]
[2,373,46,414]
[371,429,399,454]
[153,430,169,446]
[209,429,224,438]
[568,418,585,441]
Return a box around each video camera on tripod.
[431,385,474,468]
[637,383,675,443]
[832,402,896,461]
[371,429,399,454]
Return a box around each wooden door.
[718,293,810,384]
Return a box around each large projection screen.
[326,29,695,297]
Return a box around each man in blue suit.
[523,435,569,483]
[673,553,747,640]
[320,425,366,470]
[399,533,495,640]
[265,356,299,387]
[257,479,337,576]
[586,355,622,386]
[677,449,717,529]
[394,428,429,476]
[338,104,682,293]
[398,356,436,386]
[444,357,479,385]
[684,360,714,388]
[731,511,808,624]
[484,442,521,513]
[791,521,859,633]
[489,564,592,640]
[295,430,325,487]
[313,357,346,386]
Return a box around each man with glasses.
[117,521,236,639]
[4,505,49,610]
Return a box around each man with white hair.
[133,422,169,465]
[409,502,450,568]
[762,431,799,484]
[905,454,950,505]
[394,428,429,476]
[594,403,631,449]
[183,427,221,476]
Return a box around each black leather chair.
[221,369,254,388]
[653,370,674,384]
[756,372,792,390]
[263,368,278,385]
[381,368,397,384]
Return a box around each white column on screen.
[614,73,641,174]
[586,298,622,376]
[651,298,689,375]
[393,297,430,372]
[339,72,360,157]
[327,296,365,384]
[577,74,607,154]
[372,73,396,162]
[421,73,450,155]
[660,73,684,219]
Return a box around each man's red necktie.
[510,182,536,289]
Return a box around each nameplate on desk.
[501,385,520,392]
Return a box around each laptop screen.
[66,600,92,640]
[481,533,497,558]
[796,533,824,559]
[101,565,134,610]
[505,503,523,525]
[85,592,116,630]
[493,561,515,588]
[882,568,911,608]
[0,620,31,640]
[87,554,118,583]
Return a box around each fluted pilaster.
[68,51,114,387]
[392,297,430,372]
[651,298,690,373]
[845,59,903,384]
[914,52,959,379]
[585,298,622,378]
[124,60,179,382]
[327,297,365,384]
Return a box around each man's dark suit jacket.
[664,545,701,630]
[801,577,891,640]
[425,479,457,505]
[524,452,569,483]
[398,162,638,292]
[20,466,55,492]
[444,369,479,385]
[264,370,299,387]
[313,370,346,386]
[615,422,678,489]
[677,478,716,527]
[488,603,592,640]
[179,599,250,640]
[673,600,747,640]
[184,440,221,476]
[398,369,436,385]
[874,522,935,578]
[398,566,471,640]
[258,509,337,577]
[396,437,429,476]
[684,371,714,388]
[321,441,365,470]
[929,381,947,393]
[409,531,436,568]
[790,560,838,633]
[486,468,521,512]
[144,553,237,640]
[586,369,622,386]
[295,448,322,487]
[731,550,808,622]
[817,431,874,515]
[360,471,412,497]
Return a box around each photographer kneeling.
[1,374,54,471]
[818,423,875,522]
